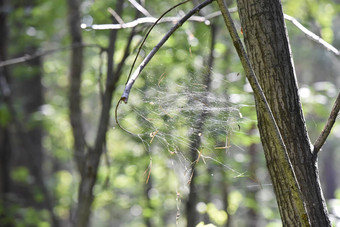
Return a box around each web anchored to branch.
[116,65,252,178]
[113,0,259,182]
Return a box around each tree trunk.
[0,0,12,225]
[186,24,216,227]
[144,169,153,227]
[0,0,59,225]
[236,0,331,226]
[322,146,336,200]
[71,0,125,225]
[246,124,259,227]
[67,0,86,174]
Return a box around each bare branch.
[108,7,125,25]
[0,44,102,68]
[115,27,137,77]
[128,0,152,17]
[313,92,340,155]
[84,16,211,30]
[284,14,340,56]
[87,10,339,57]
[204,8,237,19]
[120,0,214,103]
[82,8,238,30]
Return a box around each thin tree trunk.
[246,124,259,227]
[236,0,331,225]
[203,165,213,224]
[67,0,86,174]
[186,24,216,227]
[1,1,59,225]
[0,0,13,225]
[72,0,125,225]
[322,147,336,199]
[221,168,231,227]
[144,170,153,227]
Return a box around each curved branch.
[120,0,215,103]
[313,91,340,156]
[125,0,191,89]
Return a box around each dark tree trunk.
[236,0,331,225]
[221,171,231,227]
[186,24,216,227]
[203,165,213,224]
[246,125,259,227]
[67,0,86,174]
[144,171,153,227]
[0,0,59,226]
[186,169,199,227]
[322,146,336,199]
[0,0,12,226]
[72,0,125,225]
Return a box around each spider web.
[111,16,266,224]
[112,2,260,190]
[116,61,250,181]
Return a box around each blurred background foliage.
[0,0,340,226]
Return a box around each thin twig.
[125,0,190,90]
[108,7,125,25]
[313,92,340,156]
[97,49,105,104]
[0,44,102,68]
[128,0,152,17]
[120,0,214,103]
[115,27,138,77]
[284,14,340,56]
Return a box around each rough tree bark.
[236,0,331,226]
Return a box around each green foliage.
[16,208,51,227]
[0,104,11,126]
[11,166,31,184]
[196,222,217,227]
[206,203,228,225]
